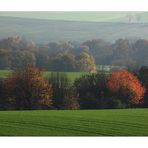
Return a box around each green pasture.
[0,70,87,82]
[0,109,148,136]
[0,70,10,79]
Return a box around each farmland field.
[44,71,87,82]
[0,109,148,136]
[0,70,87,82]
[1,15,148,43]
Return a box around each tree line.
[0,64,148,110]
[1,36,148,71]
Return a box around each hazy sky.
[0,11,143,22]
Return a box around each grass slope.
[44,71,87,82]
[1,16,148,43]
[0,70,87,82]
[0,109,148,136]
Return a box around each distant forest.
[0,36,148,71]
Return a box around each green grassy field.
[0,70,10,79]
[44,71,87,82]
[0,109,148,136]
[0,70,87,82]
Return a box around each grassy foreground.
[0,109,148,136]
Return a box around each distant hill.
[1,16,148,43]
[0,12,148,22]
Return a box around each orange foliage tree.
[4,64,53,110]
[107,70,145,105]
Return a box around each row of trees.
[0,64,147,110]
[0,65,80,110]
[75,70,145,109]
[1,37,148,71]
[0,37,96,72]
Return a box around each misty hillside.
[1,12,148,22]
[1,16,148,43]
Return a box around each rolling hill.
[0,12,148,43]
[0,11,147,22]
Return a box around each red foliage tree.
[107,70,145,104]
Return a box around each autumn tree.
[83,39,112,65]
[111,39,136,68]
[134,39,148,66]
[0,36,37,52]
[36,47,50,70]
[107,70,145,106]
[76,52,97,73]
[10,50,36,69]
[0,49,11,69]
[49,53,76,72]
[4,64,53,110]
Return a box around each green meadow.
[0,70,10,79]
[0,109,148,136]
[0,70,87,82]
